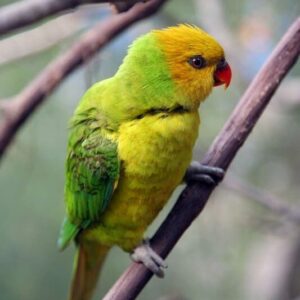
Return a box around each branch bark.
[0,0,145,36]
[102,17,300,300]
[0,0,167,160]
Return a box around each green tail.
[69,242,111,300]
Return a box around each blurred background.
[0,0,300,299]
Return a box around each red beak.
[213,59,232,88]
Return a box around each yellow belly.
[83,111,200,251]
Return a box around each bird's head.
[153,24,231,108]
[115,24,231,116]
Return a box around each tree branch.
[102,17,300,300]
[0,0,167,160]
[0,0,145,36]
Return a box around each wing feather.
[58,108,120,250]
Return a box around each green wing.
[58,108,120,250]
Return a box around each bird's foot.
[184,161,225,185]
[131,238,167,278]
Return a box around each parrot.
[57,24,232,300]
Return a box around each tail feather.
[69,242,110,300]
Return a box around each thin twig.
[224,173,300,225]
[103,17,300,300]
[0,0,167,160]
[0,0,145,36]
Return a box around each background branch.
[103,17,300,300]
[0,0,145,37]
[0,0,167,160]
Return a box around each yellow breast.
[84,111,200,251]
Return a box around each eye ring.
[188,55,206,69]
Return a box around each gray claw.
[131,239,167,278]
[191,174,216,185]
[184,161,225,185]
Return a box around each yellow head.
[154,24,231,108]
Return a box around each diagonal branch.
[102,17,300,300]
[0,0,167,160]
[0,0,145,37]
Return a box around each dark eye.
[188,55,206,69]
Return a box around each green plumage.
[58,106,120,250]
[57,218,81,250]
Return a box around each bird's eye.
[188,55,206,69]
